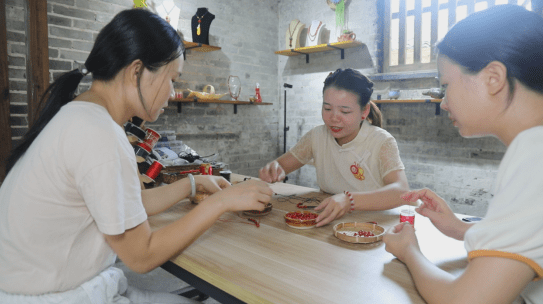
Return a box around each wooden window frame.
[378,0,520,74]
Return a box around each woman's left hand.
[383,222,420,263]
[314,193,350,227]
[194,175,231,194]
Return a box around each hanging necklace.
[162,2,175,24]
[307,21,322,42]
[287,20,301,48]
[196,11,209,36]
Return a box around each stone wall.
[5,0,281,176]
[277,0,504,217]
[5,0,506,216]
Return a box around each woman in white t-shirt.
[0,9,272,304]
[383,5,543,304]
[259,69,410,227]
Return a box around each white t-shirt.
[464,126,543,303]
[0,102,147,295]
[289,122,405,194]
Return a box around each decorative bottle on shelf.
[255,83,262,103]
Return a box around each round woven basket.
[333,222,385,244]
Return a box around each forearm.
[276,152,304,175]
[404,246,459,304]
[352,181,409,211]
[141,178,192,216]
[119,199,226,273]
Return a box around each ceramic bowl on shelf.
[284,211,319,229]
[185,85,227,100]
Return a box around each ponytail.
[5,70,84,174]
[5,9,183,175]
[367,101,382,128]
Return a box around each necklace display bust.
[156,0,180,31]
[306,20,325,47]
[285,19,305,49]
[191,7,215,45]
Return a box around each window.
[378,0,532,73]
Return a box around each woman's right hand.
[402,189,470,240]
[259,160,286,183]
[206,179,273,213]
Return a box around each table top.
[148,175,468,304]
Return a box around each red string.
[218,216,260,228]
[142,128,161,149]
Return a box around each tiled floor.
[114,261,221,304]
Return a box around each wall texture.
[5,0,281,177]
[276,0,504,217]
[5,0,505,216]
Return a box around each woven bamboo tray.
[333,222,385,244]
[284,211,318,229]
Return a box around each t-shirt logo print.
[350,162,365,180]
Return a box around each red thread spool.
[199,163,212,175]
[400,208,415,226]
[142,160,163,183]
[134,143,152,163]
[141,128,161,150]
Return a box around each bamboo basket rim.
[333,222,385,244]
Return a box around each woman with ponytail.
[259,68,410,227]
[0,9,271,303]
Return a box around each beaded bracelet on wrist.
[344,191,354,213]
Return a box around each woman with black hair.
[384,5,543,303]
[259,69,410,227]
[0,9,272,303]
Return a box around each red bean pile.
[286,212,318,220]
[354,230,374,237]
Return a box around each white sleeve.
[78,156,147,235]
[289,128,315,165]
[378,136,405,178]
[464,129,543,280]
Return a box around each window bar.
[430,0,439,60]
[448,0,457,29]
[467,0,475,14]
[378,0,390,73]
[414,0,422,64]
[398,0,407,65]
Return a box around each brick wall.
[5,0,132,149]
[5,0,503,216]
[146,0,281,176]
[5,0,281,177]
[277,0,503,217]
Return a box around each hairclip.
[78,64,89,76]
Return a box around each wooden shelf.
[183,41,221,52]
[169,97,272,114]
[275,41,364,63]
[373,99,441,104]
[372,99,443,115]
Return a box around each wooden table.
[149,175,469,304]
